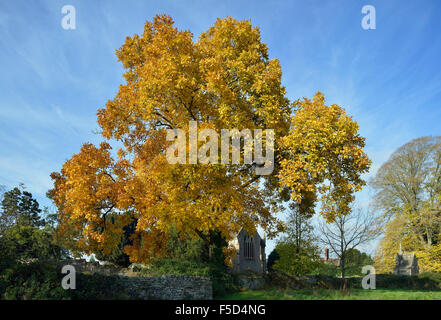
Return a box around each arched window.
[244,235,254,260]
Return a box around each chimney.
[324,247,329,261]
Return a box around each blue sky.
[1,0,441,255]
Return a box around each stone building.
[322,246,340,266]
[394,252,419,275]
[229,229,266,273]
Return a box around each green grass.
[217,288,441,300]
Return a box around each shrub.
[1,262,70,300]
[72,273,129,300]
[140,258,210,277]
[372,273,441,291]
[0,262,130,300]
[265,270,441,291]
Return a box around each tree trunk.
[340,253,345,280]
[426,227,432,246]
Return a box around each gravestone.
[393,252,419,276]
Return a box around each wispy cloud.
[1,0,440,254]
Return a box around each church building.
[229,228,266,273]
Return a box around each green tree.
[282,202,316,248]
[272,203,321,276]
[267,249,280,271]
[0,185,67,266]
[1,225,59,263]
[344,248,373,276]
[0,184,5,235]
[273,242,322,276]
[0,184,44,230]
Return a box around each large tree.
[372,136,441,272]
[49,15,370,264]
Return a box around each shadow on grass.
[217,288,441,300]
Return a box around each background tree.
[49,15,370,265]
[318,208,381,279]
[266,248,280,272]
[282,202,316,248]
[371,136,441,272]
[344,248,373,276]
[0,184,44,231]
[272,202,321,275]
[272,242,322,276]
[0,184,5,235]
[0,185,68,266]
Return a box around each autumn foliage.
[372,136,441,272]
[49,15,370,264]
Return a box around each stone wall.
[59,260,213,300]
[61,259,123,275]
[119,275,213,300]
[236,274,266,290]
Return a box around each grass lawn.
[218,288,441,300]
